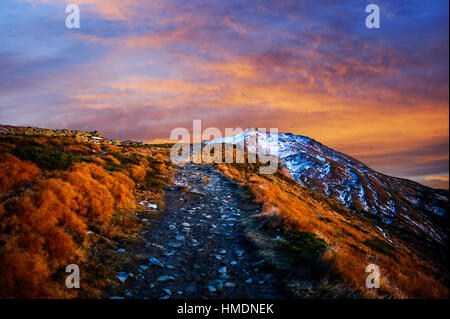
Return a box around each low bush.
[11,146,74,170]
[0,154,40,192]
[363,238,397,261]
[284,230,328,264]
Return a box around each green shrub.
[283,230,328,264]
[143,171,168,190]
[111,153,142,166]
[104,164,123,172]
[363,238,397,261]
[11,146,75,170]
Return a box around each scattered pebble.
[149,257,165,268]
[116,272,132,283]
[218,266,227,274]
[156,275,175,282]
[235,250,244,257]
[185,286,197,293]
[208,285,217,293]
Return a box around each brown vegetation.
[217,161,448,299]
[0,154,40,193]
[0,131,173,298]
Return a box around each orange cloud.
[426,176,449,182]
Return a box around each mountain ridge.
[207,128,448,264]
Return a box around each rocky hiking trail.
[117,163,287,299]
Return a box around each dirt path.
[126,163,286,299]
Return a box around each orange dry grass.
[0,154,40,192]
[104,154,121,165]
[218,164,448,299]
[102,144,122,153]
[0,162,137,298]
[130,164,147,182]
[66,163,136,223]
[92,157,105,165]
[0,179,86,298]
[63,144,91,155]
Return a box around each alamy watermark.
[65,264,80,289]
[169,120,279,175]
[365,4,380,29]
[365,264,380,288]
[65,4,80,29]
[64,3,379,30]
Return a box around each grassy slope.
[0,130,173,298]
[216,156,448,299]
[1,129,447,299]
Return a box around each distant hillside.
[208,128,449,269]
[216,153,448,298]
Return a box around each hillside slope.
[216,157,448,298]
[0,125,448,299]
[0,125,173,298]
[207,128,449,266]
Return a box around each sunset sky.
[0,0,448,189]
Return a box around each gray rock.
[208,285,217,293]
[263,274,273,281]
[162,251,175,256]
[156,275,175,282]
[253,260,265,266]
[139,265,149,271]
[116,272,131,283]
[149,257,165,268]
[185,286,197,293]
